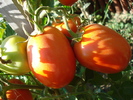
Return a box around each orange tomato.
[52,15,81,37]
[0,79,33,100]
[27,26,76,89]
[74,24,132,74]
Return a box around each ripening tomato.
[0,35,30,75]
[0,79,33,100]
[52,15,81,37]
[59,0,78,6]
[74,24,132,74]
[27,26,76,89]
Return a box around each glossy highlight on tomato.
[52,15,81,37]
[58,0,78,6]
[27,26,76,89]
[0,79,33,100]
[74,24,132,74]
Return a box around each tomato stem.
[1,83,45,100]
[34,10,44,34]
[29,72,42,86]
[22,23,31,37]
[0,76,10,86]
[1,92,7,100]
[1,85,45,100]
[32,6,79,38]
[61,10,78,38]
[33,6,51,35]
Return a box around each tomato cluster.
[0,12,132,99]
[1,23,132,82]
[0,0,131,99]
[1,23,131,87]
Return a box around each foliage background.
[0,0,133,100]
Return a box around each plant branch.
[39,90,93,100]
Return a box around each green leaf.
[0,29,5,43]
[0,15,16,41]
[63,95,77,100]
[108,72,122,81]
[4,22,16,38]
[76,93,93,100]
[85,68,94,82]
[123,65,131,71]
[89,72,106,85]
[69,76,84,86]
[121,81,133,95]
[41,0,55,7]
[96,93,113,100]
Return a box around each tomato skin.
[59,0,78,6]
[27,26,76,89]
[0,79,33,100]
[74,24,132,74]
[0,35,30,75]
[52,16,81,37]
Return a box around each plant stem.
[0,76,45,100]
[6,84,44,90]
[61,11,78,38]
[78,0,90,20]
[0,76,10,86]
[39,90,92,100]
[33,6,78,38]
[1,84,45,100]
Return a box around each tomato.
[27,26,76,89]
[52,15,81,38]
[73,24,132,74]
[0,79,33,100]
[0,35,30,75]
[59,0,78,6]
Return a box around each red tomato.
[52,15,81,37]
[27,26,76,89]
[74,24,132,74]
[0,79,33,100]
[58,0,78,6]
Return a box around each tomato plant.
[0,79,33,100]
[1,0,133,99]
[58,0,78,6]
[0,35,30,75]
[52,15,81,38]
[73,24,132,74]
[27,26,76,89]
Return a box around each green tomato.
[0,35,30,75]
